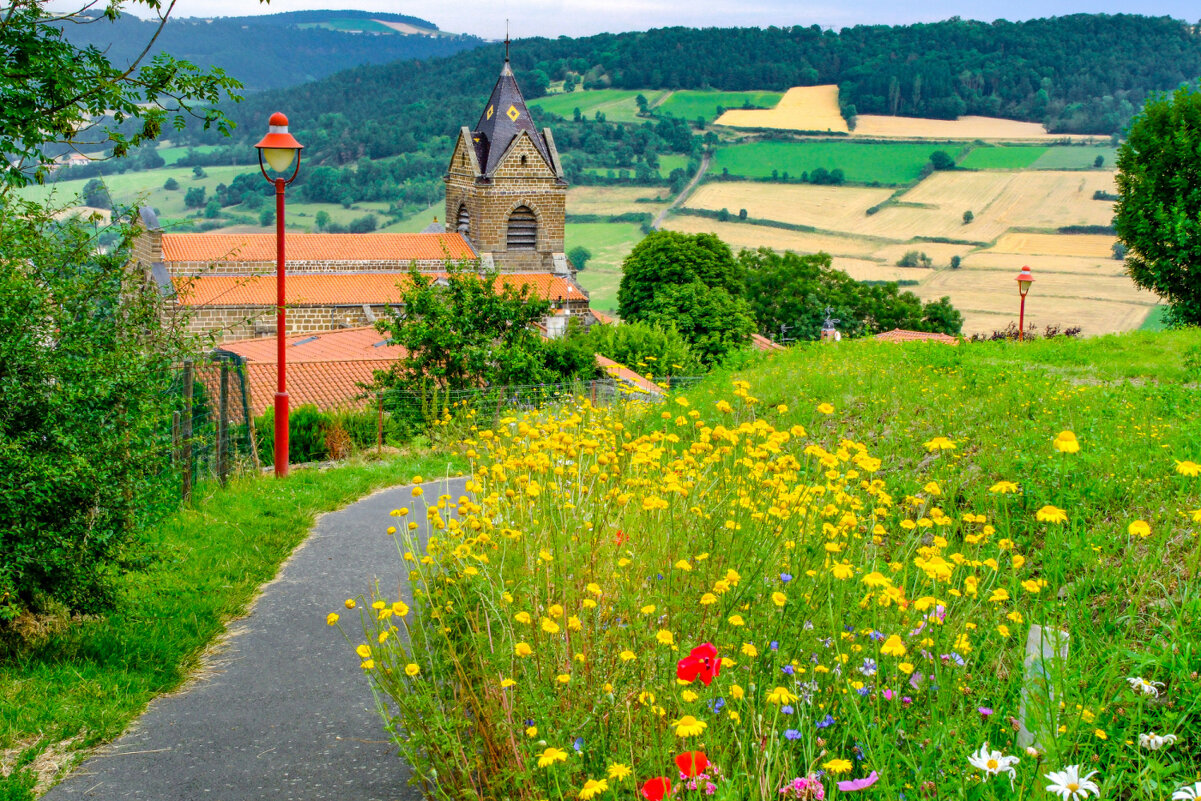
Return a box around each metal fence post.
[182,360,193,501]
[219,360,230,486]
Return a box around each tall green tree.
[1115,83,1201,326]
[1,0,244,190]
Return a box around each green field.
[1030,145,1120,170]
[23,165,255,221]
[566,221,646,313]
[1139,305,1170,331]
[529,89,665,124]
[658,154,690,176]
[712,141,965,185]
[959,145,1048,170]
[155,144,222,165]
[654,89,783,124]
[298,18,399,33]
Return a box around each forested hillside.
[57,10,483,92]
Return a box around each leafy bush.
[578,320,703,376]
[255,404,330,465]
[896,250,932,268]
[0,201,188,621]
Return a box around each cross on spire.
[504,19,510,62]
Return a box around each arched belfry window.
[456,203,470,236]
[507,206,537,250]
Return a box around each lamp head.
[255,112,304,174]
[1015,266,1034,297]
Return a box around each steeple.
[469,45,553,176]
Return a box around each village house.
[132,50,596,344]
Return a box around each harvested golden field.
[871,242,969,267]
[714,86,849,133]
[960,252,1128,277]
[663,216,878,257]
[830,258,924,283]
[851,114,1097,141]
[990,232,1116,258]
[685,183,893,233]
[568,186,670,216]
[916,269,1155,335]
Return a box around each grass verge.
[0,451,464,798]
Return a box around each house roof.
[873,328,960,345]
[471,59,552,176]
[160,232,475,263]
[172,272,582,307]
[595,354,665,396]
[751,333,786,352]
[590,309,618,326]
[214,327,405,416]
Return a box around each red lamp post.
[255,112,304,477]
[1015,265,1034,341]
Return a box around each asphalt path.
[44,477,467,801]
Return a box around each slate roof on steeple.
[471,56,552,176]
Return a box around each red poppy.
[641,777,672,800]
[676,643,721,686]
[615,529,627,545]
[675,751,710,778]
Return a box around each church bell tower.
[444,45,568,274]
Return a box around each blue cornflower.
[781,705,794,714]
[782,664,795,675]
[816,714,835,729]
[709,697,726,713]
[780,573,793,583]
[785,729,802,740]
[770,640,779,651]
[856,686,871,696]
[573,737,584,753]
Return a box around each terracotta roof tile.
[217,326,397,363]
[873,328,960,345]
[241,361,394,416]
[173,272,581,307]
[160,232,475,263]
[595,354,664,396]
[751,333,786,352]
[590,309,617,326]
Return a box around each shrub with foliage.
[579,320,703,376]
[0,201,189,620]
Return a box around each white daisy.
[1138,732,1177,750]
[1045,765,1100,800]
[968,742,1020,787]
[1173,782,1201,800]
[1126,676,1164,697]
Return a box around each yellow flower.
[501,678,517,688]
[989,481,1019,494]
[538,747,568,768]
[514,611,532,624]
[766,686,798,705]
[355,644,372,659]
[556,673,571,684]
[526,726,538,738]
[741,643,758,657]
[1176,460,1201,476]
[392,601,409,617]
[880,634,907,657]
[1094,728,1108,740]
[640,604,657,615]
[607,763,632,781]
[360,659,374,670]
[924,481,942,496]
[586,582,603,595]
[541,617,561,634]
[515,642,533,657]
[772,592,787,607]
[326,612,339,626]
[405,663,420,677]
[656,630,674,646]
[831,562,854,580]
[923,436,956,452]
[716,400,733,414]
[1036,505,1067,524]
[817,403,835,415]
[823,759,853,774]
[344,598,357,609]
[1053,431,1080,453]
[988,588,1010,603]
[672,714,707,737]
[898,662,915,674]
[728,614,745,626]
[700,593,718,605]
[675,560,693,571]
[730,684,745,700]
[1127,520,1151,538]
[620,650,636,662]
[579,779,609,799]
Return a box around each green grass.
[1030,146,1119,170]
[21,165,257,221]
[712,141,966,185]
[155,144,221,165]
[959,146,1049,170]
[529,89,663,125]
[654,90,783,124]
[0,452,464,795]
[566,222,647,313]
[1139,305,1171,332]
[658,154,690,176]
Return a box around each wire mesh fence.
[168,356,258,499]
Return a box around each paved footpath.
[45,477,466,801]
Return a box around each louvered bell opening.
[507,206,538,250]
[457,204,470,235]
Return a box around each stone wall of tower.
[445,135,566,274]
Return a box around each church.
[133,51,595,344]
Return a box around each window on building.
[506,206,537,250]
[456,203,470,236]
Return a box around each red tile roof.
[161,232,475,263]
[596,354,665,396]
[751,333,786,352]
[590,309,618,325]
[873,328,960,345]
[215,327,405,415]
[172,272,581,307]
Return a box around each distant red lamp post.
[255,112,304,477]
[1015,265,1034,341]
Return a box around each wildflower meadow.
[335,331,1201,801]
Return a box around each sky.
[142,0,1196,38]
